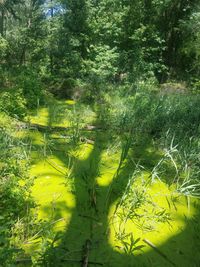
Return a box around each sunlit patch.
[96,172,117,187]
[28,131,44,145]
[27,100,78,237]
[108,176,198,256]
[96,151,120,186]
[64,100,75,105]
[30,106,72,128]
[75,143,94,161]
[30,155,75,230]
[30,107,49,126]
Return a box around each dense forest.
[0,0,200,266]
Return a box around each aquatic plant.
[105,132,134,207]
[117,233,145,255]
[149,134,179,184]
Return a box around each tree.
[157,0,200,77]
[0,0,22,36]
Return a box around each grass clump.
[99,81,200,198]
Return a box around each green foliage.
[0,37,9,84]
[121,234,145,255]
[85,44,119,86]
[1,0,200,84]
[105,82,200,138]
[17,68,44,109]
[0,89,27,119]
[0,68,44,117]
[0,113,34,265]
[52,78,77,98]
[192,79,200,92]
[99,79,200,197]
[180,10,200,79]
[0,36,8,59]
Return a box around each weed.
[116,232,145,255]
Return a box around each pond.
[21,99,200,266]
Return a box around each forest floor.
[19,98,200,267]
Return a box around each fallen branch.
[84,125,104,131]
[28,122,107,133]
[28,123,69,132]
[80,137,95,144]
[82,239,91,267]
[143,239,176,266]
[45,159,66,176]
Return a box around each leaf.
[133,237,141,245]
[133,245,145,251]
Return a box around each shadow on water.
[26,101,200,267]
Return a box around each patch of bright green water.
[31,156,75,220]
[109,178,197,254]
[30,107,49,126]
[24,99,200,266]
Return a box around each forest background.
[0,0,200,266]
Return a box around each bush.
[0,90,27,119]
[0,37,8,59]
[17,68,44,109]
[0,115,34,264]
[52,78,77,99]
[85,44,119,86]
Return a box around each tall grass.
[101,82,200,197]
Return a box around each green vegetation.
[0,113,34,264]
[0,0,200,266]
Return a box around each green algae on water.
[22,99,200,266]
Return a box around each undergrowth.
[0,112,35,265]
[98,81,200,197]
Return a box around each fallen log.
[28,123,69,132]
[143,239,176,266]
[26,123,105,133]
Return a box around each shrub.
[0,90,27,119]
[52,78,77,99]
[0,115,34,264]
[0,37,8,59]
[17,68,44,109]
